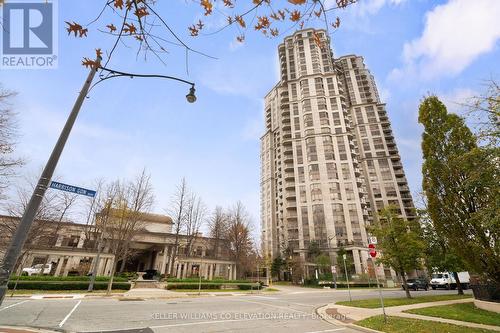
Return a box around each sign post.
[369,243,386,323]
[342,254,352,302]
[331,265,337,289]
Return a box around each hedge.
[11,275,128,282]
[7,281,131,290]
[166,282,260,290]
[166,283,222,290]
[166,278,250,283]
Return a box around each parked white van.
[430,271,470,290]
[21,263,52,276]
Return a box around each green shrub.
[166,283,222,290]
[10,275,128,282]
[237,284,261,290]
[7,281,131,290]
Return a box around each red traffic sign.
[368,243,377,258]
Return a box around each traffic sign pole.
[369,243,386,323]
[343,254,352,302]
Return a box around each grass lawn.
[356,315,496,333]
[8,289,128,295]
[337,294,472,308]
[405,302,500,326]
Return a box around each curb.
[0,326,62,333]
[347,323,383,333]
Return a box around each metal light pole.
[0,58,197,306]
[0,57,101,304]
[343,254,352,302]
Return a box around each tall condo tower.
[260,29,415,278]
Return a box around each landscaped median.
[356,315,496,333]
[7,275,131,291]
[165,278,263,292]
[404,302,500,327]
[336,294,472,308]
[327,294,500,333]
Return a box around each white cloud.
[438,87,477,114]
[391,0,500,81]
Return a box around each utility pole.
[343,254,352,302]
[0,58,101,305]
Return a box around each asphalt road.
[0,287,470,333]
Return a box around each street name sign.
[49,181,96,197]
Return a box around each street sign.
[331,265,336,274]
[342,254,347,260]
[50,181,96,197]
[369,236,378,245]
[369,243,377,258]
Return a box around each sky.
[1,0,499,237]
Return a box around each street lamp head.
[186,86,196,103]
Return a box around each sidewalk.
[0,327,58,333]
[317,298,500,332]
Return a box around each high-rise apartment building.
[260,29,415,278]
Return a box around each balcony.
[284,163,294,171]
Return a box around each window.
[299,185,307,203]
[296,144,304,164]
[326,163,337,179]
[341,163,351,180]
[311,184,322,201]
[323,135,334,160]
[306,137,318,162]
[344,182,355,200]
[303,113,313,128]
[319,112,329,126]
[309,164,320,181]
[298,167,305,183]
[329,182,341,200]
[317,97,327,110]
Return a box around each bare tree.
[184,193,206,256]
[1,174,78,271]
[225,201,254,278]
[0,85,23,200]
[166,178,189,276]
[208,206,228,259]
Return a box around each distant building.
[0,213,236,279]
[261,29,415,280]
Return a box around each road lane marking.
[305,329,345,333]
[234,298,311,315]
[250,296,278,300]
[0,300,29,312]
[58,300,81,327]
[150,318,263,329]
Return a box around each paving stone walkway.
[317,298,500,332]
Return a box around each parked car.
[22,263,52,276]
[403,278,429,291]
[430,271,470,290]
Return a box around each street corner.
[0,327,60,333]
[316,304,355,326]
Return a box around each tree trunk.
[119,246,129,273]
[453,272,464,295]
[106,260,117,295]
[401,271,412,299]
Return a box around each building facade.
[0,213,237,280]
[261,29,415,279]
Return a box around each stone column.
[232,264,237,280]
[227,264,232,280]
[352,249,362,275]
[208,264,213,280]
[77,232,85,248]
[97,256,106,276]
[54,257,64,276]
[176,262,182,279]
[55,235,64,247]
[161,245,168,275]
